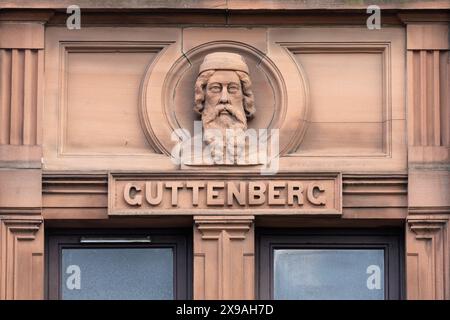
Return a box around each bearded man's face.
[201,70,247,131]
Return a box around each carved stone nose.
[219,87,230,104]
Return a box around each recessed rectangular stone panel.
[63,50,156,155]
[295,52,383,123]
[43,27,182,170]
[287,43,389,156]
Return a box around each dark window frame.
[46,229,192,300]
[257,228,404,300]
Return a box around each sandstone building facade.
[0,0,449,300]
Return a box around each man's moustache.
[215,104,243,118]
[216,104,232,113]
[203,103,246,126]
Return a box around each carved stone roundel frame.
[139,41,308,157]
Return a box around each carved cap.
[198,52,249,75]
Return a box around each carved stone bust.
[194,52,255,163]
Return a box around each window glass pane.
[62,248,173,300]
[274,249,384,300]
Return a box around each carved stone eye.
[228,84,240,93]
[208,84,222,93]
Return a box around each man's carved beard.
[202,102,247,131]
[201,102,247,163]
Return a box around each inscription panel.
[109,172,342,215]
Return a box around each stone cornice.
[0,0,449,11]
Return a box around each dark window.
[257,229,404,300]
[46,229,191,300]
